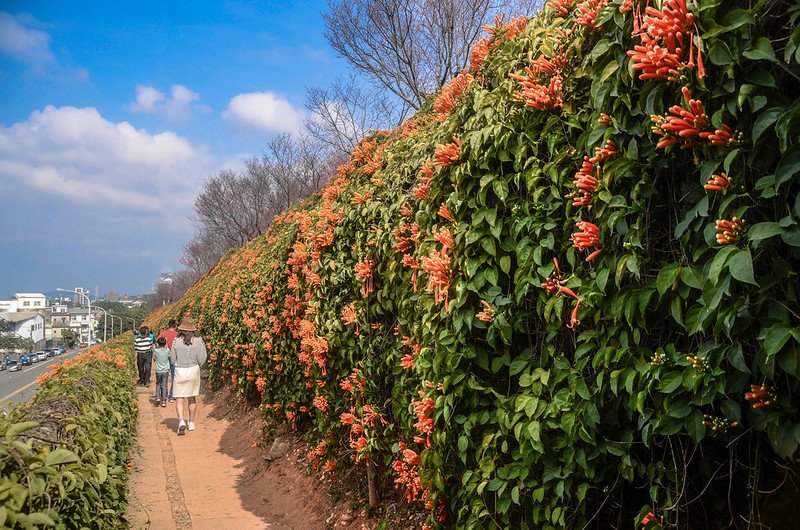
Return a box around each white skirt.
[173,365,200,398]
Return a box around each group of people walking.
[134,315,207,436]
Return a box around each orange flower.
[433,72,473,115]
[541,258,583,328]
[469,37,491,71]
[354,258,375,297]
[421,248,451,310]
[575,0,610,28]
[437,203,455,222]
[715,216,746,245]
[744,384,776,409]
[475,300,494,323]
[704,172,731,191]
[401,354,415,370]
[312,396,329,412]
[571,221,602,262]
[627,0,702,81]
[433,137,462,167]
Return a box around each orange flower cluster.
[745,384,776,409]
[715,216,746,245]
[567,140,617,207]
[575,0,610,29]
[651,87,713,149]
[475,300,494,323]
[312,396,329,411]
[437,203,455,222]
[483,14,529,42]
[469,37,491,71]
[571,221,602,262]
[401,253,422,291]
[400,336,422,370]
[541,258,583,328]
[411,397,435,447]
[627,0,703,82]
[351,190,372,205]
[547,0,578,16]
[341,303,358,334]
[354,258,375,297]
[421,249,451,309]
[392,222,421,253]
[432,72,474,117]
[705,173,732,191]
[413,160,436,199]
[392,441,424,502]
[433,137,462,167]
[509,57,564,110]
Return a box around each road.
[0,348,88,409]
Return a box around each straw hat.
[177,315,198,332]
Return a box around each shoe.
[154,400,160,406]
[177,419,187,436]
[187,421,196,432]
[169,398,175,403]
[161,402,166,407]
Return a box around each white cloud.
[126,84,206,122]
[222,91,302,134]
[0,12,88,81]
[0,12,53,63]
[0,105,213,223]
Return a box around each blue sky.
[0,1,349,297]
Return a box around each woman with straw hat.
[170,315,207,435]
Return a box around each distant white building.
[0,293,47,312]
[0,311,46,349]
[68,308,96,343]
[14,293,46,310]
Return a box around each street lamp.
[56,288,92,345]
[93,306,109,343]
[106,313,121,338]
[124,316,136,333]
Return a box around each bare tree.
[181,134,337,279]
[323,0,528,112]
[305,74,403,158]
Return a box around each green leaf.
[45,448,80,466]
[656,265,680,296]
[4,421,39,439]
[748,222,783,242]
[764,324,792,357]
[708,246,737,285]
[728,249,757,285]
[752,107,784,142]
[742,37,777,62]
[727,345,750,374]
[493,179,509,201]
[775,145,800,189]
[27,512,56,526]
[686,410,706,443]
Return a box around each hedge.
[146,1,800,528]
[0,334,137,529]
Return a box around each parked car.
[36,351,48,362]
[19,354,32,366]
[55,345,66,355]
[0,358,5,371]
[44,348,54,358]
[7,358,21,372]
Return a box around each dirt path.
[126,382,334,530]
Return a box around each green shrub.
[147,1,800,527]
[0,335,137,528]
